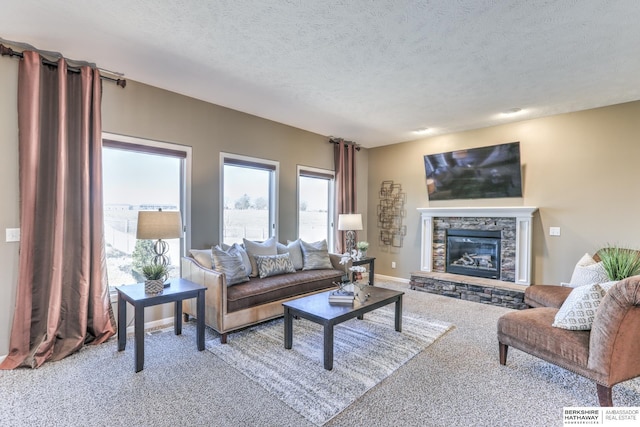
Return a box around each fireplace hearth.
[446,229,501,279]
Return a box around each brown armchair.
[497,276,640,406]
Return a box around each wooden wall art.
[377,180,407,248]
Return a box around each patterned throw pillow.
[243,237,277,277]
[212,245,250,286]
[299,239,333,270]
[255,253,296,278]
[561,253,609,288]
[277,240,304,270]
[552,283,606,330]
[230,243,252,276]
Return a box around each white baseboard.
[374,274,410,284]
[124,316,175,335]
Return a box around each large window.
[102,135,190,287]
[298,166,335,247]
[221,153,278,245]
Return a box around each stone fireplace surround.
[410,207,538,309]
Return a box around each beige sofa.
[181,253,345,343]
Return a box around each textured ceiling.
[2,1,640,147]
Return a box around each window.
[221,153,279,245]
[297,166,335,247]
[102,135,191,288]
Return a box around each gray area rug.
[1,281,639,426]
[207,308,453,425]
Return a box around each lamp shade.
[136,211,183,240]
[338,213,363,231]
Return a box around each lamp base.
[345,230,356,254]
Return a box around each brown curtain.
[0,51,116,369]
[334,140,357,253]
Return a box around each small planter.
[145,279,164,294]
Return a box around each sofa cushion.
[498,307,590,369]
[255,253,296,278]
[277,240,304,270]
[212,245,250,286]
[300,239,333,270]
[525,285,573,308]
[561,253,608,288]
[243,236,277,277]
[226,269,341,312]
[552,283,606,330]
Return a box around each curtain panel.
[333,141,357,254]
[1,51,115,369]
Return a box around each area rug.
[206,308,453,426]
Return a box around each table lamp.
[136,209,183,266]
[338,213,363,254]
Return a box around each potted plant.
[598,246,640,281]
[356,241,369,258]
[142,264,168,294]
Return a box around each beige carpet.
[207,308,453,426]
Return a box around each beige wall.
[0,59,20,359]
[368,101,640,284]
[0,67,368,357]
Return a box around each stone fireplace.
[410,207,537,309]
[417,207,538,285]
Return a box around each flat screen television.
[423,141,523,201]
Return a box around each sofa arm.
[588,276,640,385]
[181,256,226,332]
[329,252,350,275]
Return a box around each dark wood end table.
[352,257,375,285]
[282,286,403,370]
[116,278,206,372]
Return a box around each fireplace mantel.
[417,206,538,285]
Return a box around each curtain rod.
[329,137,361,151]
[0,44,126,88]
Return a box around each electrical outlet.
[6,228,20,242]
[391,261,396,269]
[549,227,561,236]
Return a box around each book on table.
[329,289,354,304]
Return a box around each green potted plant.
[142,264,168,294]
[356,241,369,258]
[598,246,640,281]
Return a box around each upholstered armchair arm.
[329,252,351,275]
[181,256,226,331]
[588,276,640,386]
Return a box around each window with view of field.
[222,154,278,245]
[298,167,334,247]
[103,140,186,287]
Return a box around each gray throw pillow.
[552,283,606,330]
[255,253,296,278]
[277,240,304,270]
[300,239,333,270]
[231,243,252,276]
[212,245,250,286]
[243,236,277,277]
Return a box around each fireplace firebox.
[446,229,501,279]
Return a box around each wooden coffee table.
[282,286,404,370]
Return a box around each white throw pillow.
[552,283,606,330]
[561,253,609,288]
[190,249,213,269]
[243,236,277,277]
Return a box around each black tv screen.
[424,142,523,201]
